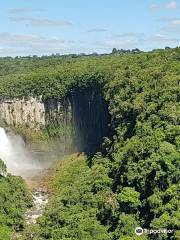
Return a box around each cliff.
[0,97,72,129]
[0,97,45,128]
[0,85,110,154]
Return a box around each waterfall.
[0,127,40,178]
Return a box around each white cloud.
[150,1,179,10]
[8,7,72,28]
[0,32,74,56]
[171,19,180,25]
[9,16,73,27]
[165,1,178,9]
[115,32,144,38]
[88,28,107,33]
[150,4,160,10]
[160,18,180,33]
[93,31,179,52]
[149,33,179,42]
[9,8,44,14]
[94,33,145,50]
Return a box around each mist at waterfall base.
[0,127,63,179]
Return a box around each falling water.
[0,127,43,179]
[0,126,67,181]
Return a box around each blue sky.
[0,0,180,56]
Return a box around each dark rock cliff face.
[44,98,72,126]
[0,85,110,154]
[70,85,110,154]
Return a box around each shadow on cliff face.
[43,84,111,155]
[70,84,111,155]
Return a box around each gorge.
[0,48,179,240]
[0,85,112,237]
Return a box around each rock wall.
[0,86,110,154]
[44,98,72,126]
[70,85,110,154]
[0,97,72,129]
[0,97,45,128]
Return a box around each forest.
[0,47,179,240]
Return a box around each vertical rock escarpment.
[0,97,72,129]
[0,97,45,128]
[70,85,111,154]
[44,98,72,126]
[0,85,111,154]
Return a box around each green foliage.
[0,158,7,173]
[0,160,32,239]
[45,124,74,138]
[10,125,49,142]
[0,226,11,240]
[26,154,111,240]
[102,48,180,239]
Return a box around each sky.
[0,0,180,56]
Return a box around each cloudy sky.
[0,0,180,56]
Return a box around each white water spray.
[0,127,42,178]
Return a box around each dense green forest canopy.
[0,47,179,100]
[0,47,179,239]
